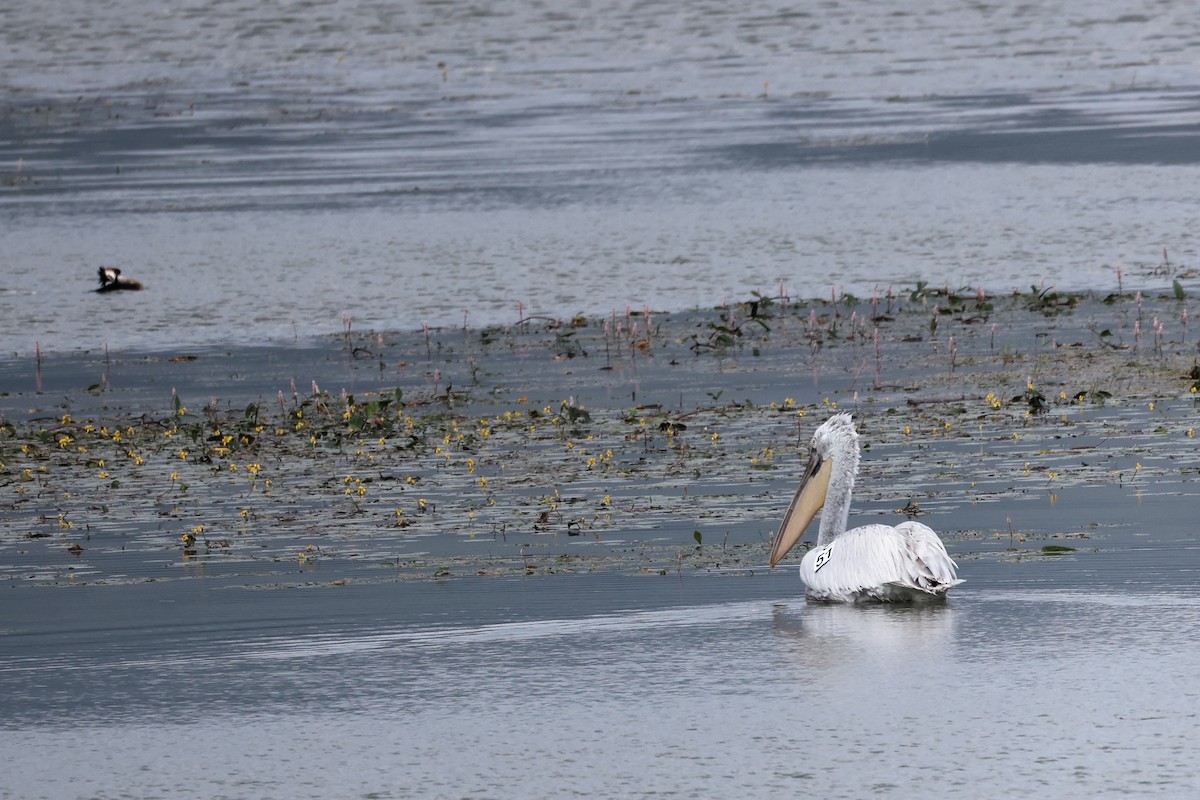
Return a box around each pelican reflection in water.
[769,413,963,603]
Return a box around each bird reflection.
[770,601,958,672]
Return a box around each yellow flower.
[178,449,189,459]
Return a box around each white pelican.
[96,266,144,292]
[769,413,963,603]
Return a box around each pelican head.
[768,412,859,567]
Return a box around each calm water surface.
[3,1,1200,354]
[4,550,1200,799]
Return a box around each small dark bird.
[96,266,145,292]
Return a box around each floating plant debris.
[2,287,1198,587]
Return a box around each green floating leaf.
[693,530,703,546]
[1041,545,1076,554]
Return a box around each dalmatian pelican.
[769,413,963,602]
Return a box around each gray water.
[5,555,1200,799]
[5,2,1200,797]
[3,0,1200,354]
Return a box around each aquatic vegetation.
[1023,285,1079,315]
[688,315,770,352]
[1013,380,1048,415]
[3,288,1199,585]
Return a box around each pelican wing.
[894,520,962,590]
[799,522,963,603]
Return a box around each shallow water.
[5,553,1200,799]
[3,324,1200,798]
[4,1,1200,354]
